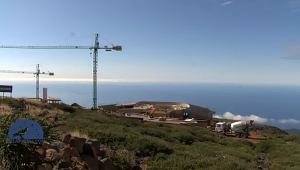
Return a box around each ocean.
[2,82,300,129]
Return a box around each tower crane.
[0,64,54,100]
[0,34,122,109]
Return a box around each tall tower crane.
[0,34,122,109]
[0,64,54,99]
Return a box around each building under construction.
[98,101,215,121]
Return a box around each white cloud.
[222,1,233,6]
[278,119,300,124]
[213,112,300,125]
[213,112,268,123]
[213,115,222,119]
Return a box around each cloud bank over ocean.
[214,112,300,124]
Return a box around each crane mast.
[0,64,54,100]
[0,34,122,109]
[93,34,99,109]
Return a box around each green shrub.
[284,135,300,143]
[140,128,167,139]
[0,98,14,106]
[0,113,59,169]
[135,136,173,156]
[171,131,195,145]
[50,103,76,113]
[109,149,135,170]
[63,110,300,170]
[256,140,274,153]
[240,140,256,148]
[94,131,127,145]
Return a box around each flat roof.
[47,97,61,101]
[115,102,136,106]
[98,101,215,114]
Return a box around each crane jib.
[0,45,119,50]
[0,45,92,49]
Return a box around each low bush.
[0,113,59,169]
[63,110,300,169]
[256,140,274,153]
[108,149,136,170]
[50,103,76,113]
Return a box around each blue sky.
[1,0,300,84]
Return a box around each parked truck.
[214,120,254,138]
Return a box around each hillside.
[285,129,300,135]
[1,98,300,170]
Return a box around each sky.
[1,0,300,84]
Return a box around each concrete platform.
[122,113,199,125]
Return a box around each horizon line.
[1,77,300,86]
[1,77,173,83]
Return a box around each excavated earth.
[214,131,266,144]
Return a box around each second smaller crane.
[0,64,54,100]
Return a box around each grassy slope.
[1,98,300,169]
[285,129,300,135]
[65,110,300,170]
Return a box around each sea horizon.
[1,81,300,129]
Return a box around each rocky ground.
[37,133,122,170]
[37,131,150,170]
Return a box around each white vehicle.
[215,122,226,132]
[214,120,254,138]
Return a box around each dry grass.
[26,105,65,116]
[1,98,65,117]
[0,104,12,116]
[69,129,89,139]
[23,98,44,106]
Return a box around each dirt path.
[246,132,266,144]
[162,121,266,144]
[215,131,265,144]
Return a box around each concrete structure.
[99,101,215,121]
[47,97,61,104]
[99,104,121,112]
[170,104,214,120]
[43,87,47,103]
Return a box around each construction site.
[98,101,266,144]
[0,33,265,145]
